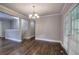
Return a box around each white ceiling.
[0,3,64,16]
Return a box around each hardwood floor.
[0,37,67,55]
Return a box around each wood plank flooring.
[0,37,67,55]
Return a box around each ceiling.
[0,3,64,16]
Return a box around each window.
[64,4,79,54]
[70,4,79,54]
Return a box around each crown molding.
[0,5,26,19]
[60,3,77,16]
[40,13,62,18]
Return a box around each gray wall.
[35,14,62,42]
[21,19,29,39]
[0,21,2,37]
[22,19,35,39]
[10,19,20,29]
[0,19,11,37]
[30,20,35,37]
[0,12,20,37]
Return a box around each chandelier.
[29,5,39,19]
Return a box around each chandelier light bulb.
[35,14,39,18]
[34,13,38,16]
[32,16,35,19]
[29,14,32,18]
[29,5,39,19]
[37,15,39,18]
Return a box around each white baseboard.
[0,36,4,37]
[60,41,64,47]
[35,37,61,43]
[59,40,68,54]
[5,37,22,42]
[25,35,35,39]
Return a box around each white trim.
[0,5,26,19]
[25,35,35,39]
[35,37,61,43]
[60,41,68,54]
[60,41,64,47]
[40,13,61,18]
[0,36,4,37]
[63,4,77,17]
[5,37,22,42]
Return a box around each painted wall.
[35,14,62,42]
[0,21,2,37]
[30,20,35,37]
[11,18,20,29]
[0,5,30,41]
[5,29,22,42]
[23,19,35,39]
[0,19,11,37]
[0,12,19,37]
[0,5,26,19]
[21,19,29,39]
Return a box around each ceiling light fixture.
[29,5,39,19]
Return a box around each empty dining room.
[0,3,78,55]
